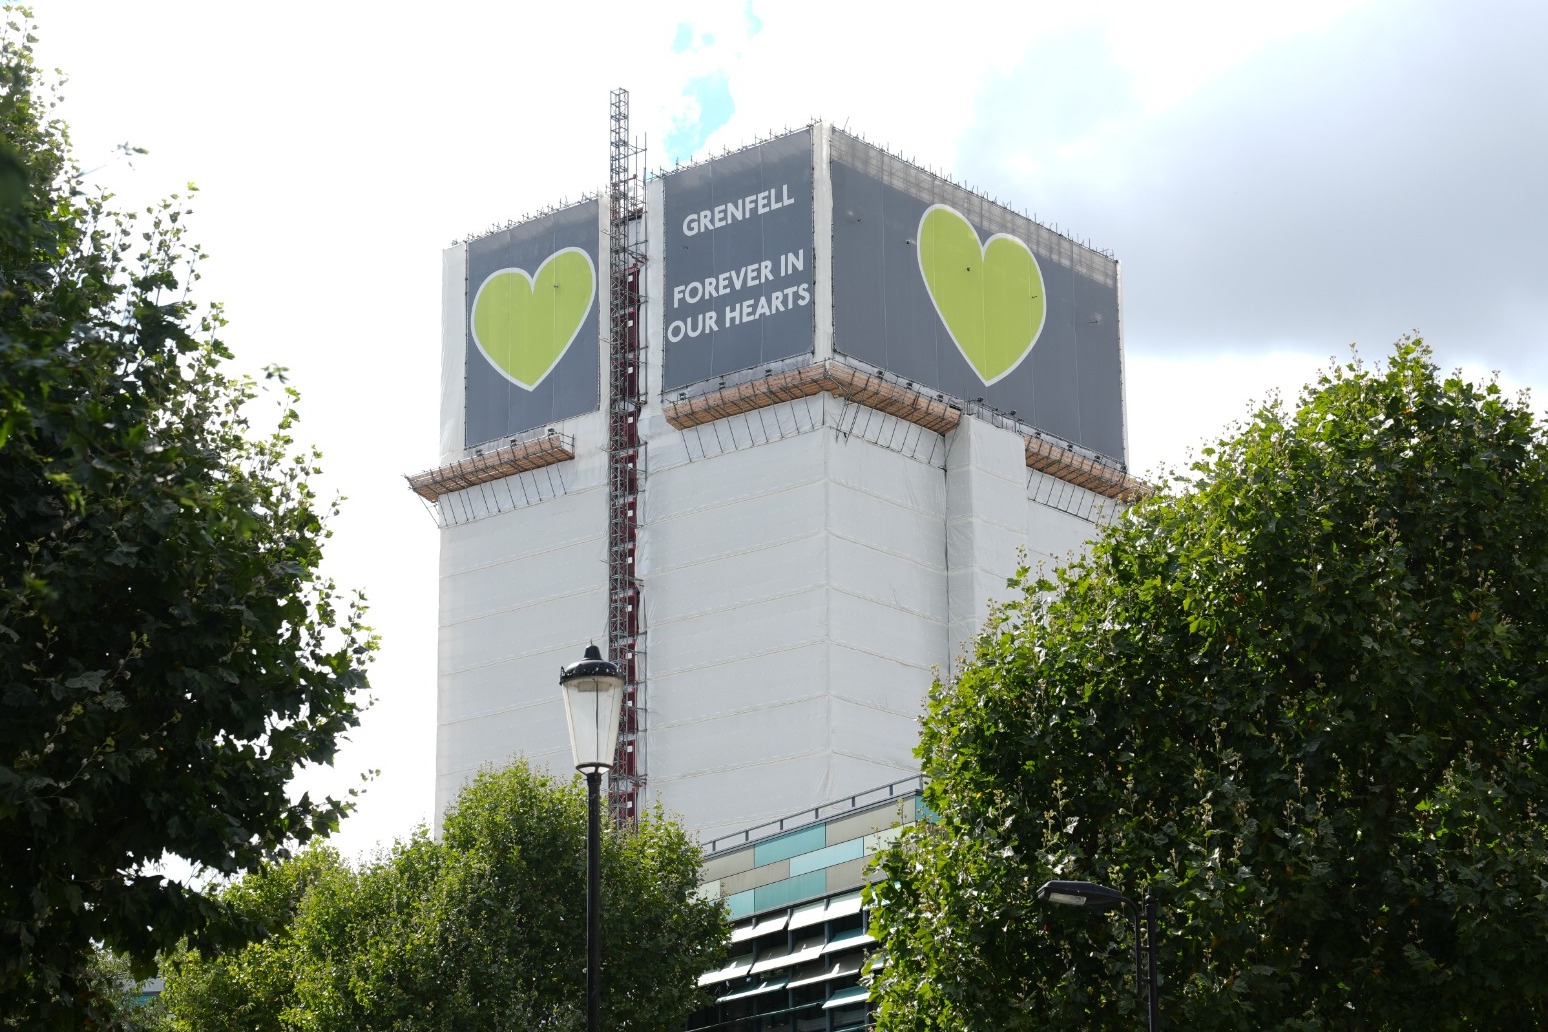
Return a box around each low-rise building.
[689,776,926,1032]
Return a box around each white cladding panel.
[829,539,946,625]
[660,697,831,778]
[434,460,608,830]
[652,643,828,730]
[439,534,602,629]
[827,591,943,678]
[823,752,923,807]
[671,751,839,844]
[650,482,827,563]
[828,696,924,769]
[646,530,828,629]
[828,644,938,716]
[640,422,951,834]
[945,416,1033,666]
[1026,492,1105,572]
[648,586,831,679]
[827,483,945,577]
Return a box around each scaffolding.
[662,360,1149,502]
[606,89,647,826]
[404,432,574,503]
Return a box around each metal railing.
[702,774,926,855]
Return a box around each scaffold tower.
[606,88,647,826]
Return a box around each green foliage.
[0,8,374,1023]
[73,950,170,1032]
[161,760,730,1031]
[158,847,346,1032]
[15,946,174,1032]
[869,342,1548,1030]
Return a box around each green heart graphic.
[917,204,1045,385]
[471,247,596,390]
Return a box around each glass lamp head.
[559,644,626,773]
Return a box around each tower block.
[409,124,1140,839]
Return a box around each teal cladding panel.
[753,871,827,912]
[789,838,865,877]
[726,890,756,921]
[754,825,827,867]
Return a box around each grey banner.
[464,200,601,448]
[663,129,815,391]
[830,132,1125,463]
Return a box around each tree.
[868,342,1548,1031]
[12,946,175,1032]
[72,950,170,1032]
[161,760,729,1031]
[0,9,374,1022]
[157,846,347,1032]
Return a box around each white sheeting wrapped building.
[411,122,1141,845]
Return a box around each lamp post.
[1035,879,1160,1032]
[560,644,627,1032]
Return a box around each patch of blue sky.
[671,22,719,53]
[665,71,734,164]
[744,0,763,35]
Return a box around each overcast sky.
[25,0,1548,862]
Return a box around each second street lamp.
[1035,879,1160,1032]
[560,644,627,1032]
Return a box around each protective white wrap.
[433,410,608,831]
[945,416,1028,671]
[432,159,1118,842]
[641,411,951,840]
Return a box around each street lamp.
[1035,879,1160,1032]
[560,644,626,1032]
